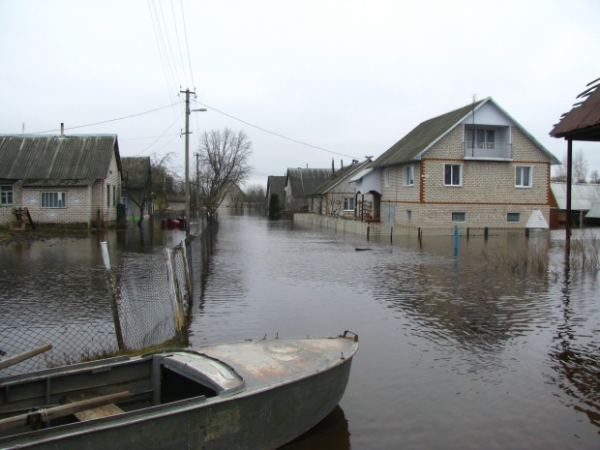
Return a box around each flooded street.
[188,214,600,449]
[1,214,600,448]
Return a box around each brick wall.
[382,125,552,228]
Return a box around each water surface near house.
[188,214,600,450]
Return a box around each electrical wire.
[170,0,189,89]
[180,0,197,90]
[133,110,184,156]
[192,100,359,159]
[29,103,181,134]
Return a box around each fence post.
[180,243,193,306]
[100,242,125,351]
[164,248,185,341]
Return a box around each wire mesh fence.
[0,240,193,377]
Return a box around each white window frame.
[343,197,355,211]
[444,164,462,186]
[507,212,521,222]
[515,166,532,188]
[403,165,414,186]
[466,127,496,148]
[1,185,14,206]
[452,211,466,222]
[41,192,67,208]
[384,168,390,187]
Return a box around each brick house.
[0,134,122,228]
[369,97,560,229]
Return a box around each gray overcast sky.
[1,0,599,187]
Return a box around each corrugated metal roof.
[372,97,559,167]
[550,77,600,141]
[22,179,95,187]
[311,160,371,195]
[286,168,331,198]
[372,100,485,167]
[0,135,119,180]
[550,182,600,210]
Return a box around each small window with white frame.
[515,166,532,188]
[41,192,67,208]
[403,165,414,186]
[507,212,521,222]
[1,185,14,206]
[343,197,355,211]
[452,212,466,222]
[444,164,462,186]
[384,168,390,187]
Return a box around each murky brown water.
[188,214,600,449]
[1,213,600,449]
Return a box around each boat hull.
[0,338,356,449]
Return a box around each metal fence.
[0,241,193,377]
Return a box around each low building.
[0,134,122,228]
[284,168,331,211]
[308,159,372,219]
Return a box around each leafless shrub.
[481,239,549,275]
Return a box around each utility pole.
[181,89,194,234]
[180,88,206,235]
[195,152,200,216]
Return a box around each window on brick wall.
[452,212,466,222]
[1,185,13,205]
[41,192,67,208]
[507,212,521,222]
[404,165,414,186]
[107,185,110,207]
[444,164,462,186]
[515,166,532,188]
[407,210,412,221]
[385,168,390,187]
[113,185,116,206]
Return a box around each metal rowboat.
[0,332,358,449]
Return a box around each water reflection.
[280,406,350,450]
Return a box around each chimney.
[341,159,344,171]
[60,123,64,137]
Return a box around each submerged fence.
[0,240,194,377]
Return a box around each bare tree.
[197,129,252,220]
[324,192,344,217]
[122,153,176,227]
[573,149,588,183]
[244,184,267,210]
[590,170,600,184]
[552,150,588,183]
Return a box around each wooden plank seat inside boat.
[61,392,124,421]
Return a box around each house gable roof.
[285,168,331,198]
[310,160,371,196]
[372,97,559,167]
[0,135,121,182]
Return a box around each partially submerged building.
[0,134,122,228]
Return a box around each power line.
[29,103,181,134]
[133,111,184,156]
[180,0,197,89]
[170,0,189,89]
[192,100,359,159]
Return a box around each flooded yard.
[188,214,600,449]
[1,214,600,449]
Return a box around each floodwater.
[1,213,600,449]
[188,213,600,450]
